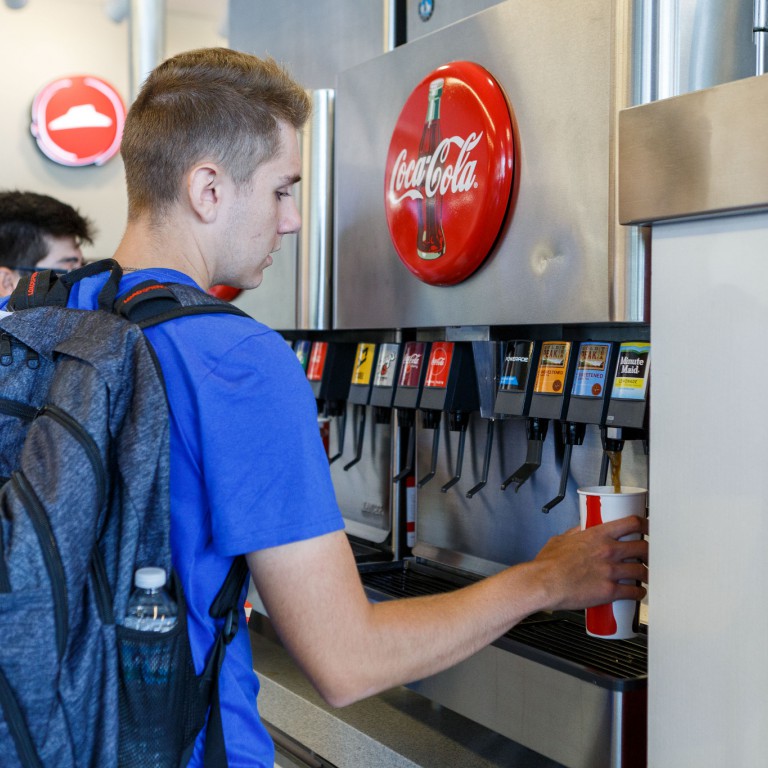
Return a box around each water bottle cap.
[134,567,167,590]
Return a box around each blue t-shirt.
[16,269,345,767]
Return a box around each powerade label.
[306,342,327,382]
[499,341,533,392]
[571,342,611,398]
[294,340,312,371]
[534,341,571,394]
[612,342,650,400]
[374,343,399,388]
[351,343,376,386]
[425,342,454,389]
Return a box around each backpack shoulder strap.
[8,259,123,312]
[114,280,250,328]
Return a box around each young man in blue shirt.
[60,48,648,767]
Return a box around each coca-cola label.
[306,342,328,381]
[398,341,428,388]
[384,61,517,286]
[425,342,454,389]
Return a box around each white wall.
[0,0,225,261]
[649,211,768,767]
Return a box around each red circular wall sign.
[384,61,517,286]
[30,75,126,167]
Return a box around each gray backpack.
[0,260,248,767]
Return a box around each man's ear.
[0,267,19,299]
[187,162,224,224]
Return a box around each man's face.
[0,234,85,298]
[35,234,84,272]
[219,120,302,290]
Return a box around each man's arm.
[247,517,647,708]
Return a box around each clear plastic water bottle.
[124,567,178,632]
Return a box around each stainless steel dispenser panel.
[297,90,334,331]
[228,0,388,89]
[619,74,768,225]
[335,0,639,328]
[405,0,506,41]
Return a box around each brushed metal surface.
[334,0,645,327]
[297,90,334,331]
[405,0,505,41]
[412,415,648,576]
[228,0,386,90]
[619,74,768,224]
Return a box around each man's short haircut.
[0,190,94,269]
[121,47,312,219]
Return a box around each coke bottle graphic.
[416,78,446,261]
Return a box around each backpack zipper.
[0,667,43,768]
[0,398,38,420]
[39,404,107,512]
[11,472,68,661]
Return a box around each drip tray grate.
[360,560,647,688]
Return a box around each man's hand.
[530,515,648,612]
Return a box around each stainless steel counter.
[249,615,563,768]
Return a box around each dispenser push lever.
[393,423,415,483]
[440,414,469,493]
[343,404,367,471]
[501,417,549,492]
[541,421,586,513]
[466,419,495,498]
[328,407,347,464]
[417,415,442,488]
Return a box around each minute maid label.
[612,342,651,401]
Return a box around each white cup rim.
[577,486,647,496]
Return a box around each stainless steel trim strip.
[297,89,334,330]
[619,74,768,224]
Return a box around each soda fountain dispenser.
[417,341,479,491]
[493,340,541,491]
[600,341,651,491]
[541,340,619,512]
[392,340,431,484]
[305,341,357,463]
[343,342,377,471]
[465,340,504,499]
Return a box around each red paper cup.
[577,485,647,640]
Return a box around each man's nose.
[280,198,302,235]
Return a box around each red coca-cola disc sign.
[385,61,516,286]
[30,75,126,167]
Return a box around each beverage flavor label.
[294,340,312,371]
[398,341,428,388]
[351,343,377,385]
[373,343,399,388]
[612,342,651,401]
[571,342,611,398]
[534,341,571,394]
[424,342,454,389]
[498,340,534,392]
[306,342,328,381]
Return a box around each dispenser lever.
[393,424,415,483]
[542,443,573,513]
[542,421,586,513]
[417,417,442,488]
[466,419,495,499]
[500,417,548,492]
[440,422,467,493]
[328,407,347,464]
[343,404,367,471]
